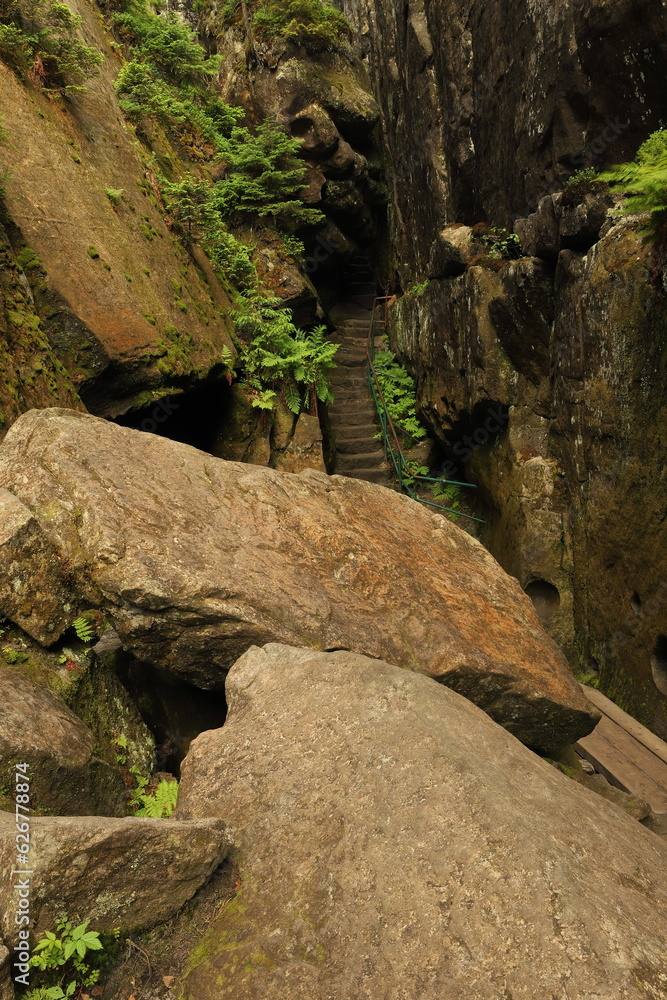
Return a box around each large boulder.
[175,644,667,1000]
[0,663,126,816]
[0,408,597,752]
[0,811,231,946]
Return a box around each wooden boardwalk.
[576,685,667,816]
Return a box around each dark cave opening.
[113,373,233,454]
[114,652,228,776]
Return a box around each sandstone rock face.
[0,408,597,751]
[0,30,235,423]
[0,663,126,816]
[0,811,231,946]
[336,0,667,737]
[272,413,326,474]
[176,644,667,1000]
[341,0,667,238]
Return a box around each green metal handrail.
[366,298,485,524]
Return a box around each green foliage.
[407,279,430,296]
[27,917,103,999]
[0,0,103,91]
[112,2,241,152]
[2,645,29,664]
[71,615,95,643]
[600,128,667,241]
[114,58,242,150]
[480,227,523,260]
[135,777,179,817]
[250,0,351,51]
[234,293,338,413]
[105,187,124,205]
[429,480,464,522]
[372,349,426,442]
[162,177,257,287]
[565,166,597,187]
[215,120,324,228]
[113,2,219,83]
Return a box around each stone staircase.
[327,261,391,486]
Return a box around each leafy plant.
[162,177,257,288]
[0,0,103,91]
[214,120,324,228]
[71,615,95,643]
[135,777,179,817]
[407,279,430,296]
[251,0,351,51]
[564,166,598,187]
[233,293,338,413]
[372,350,426,442]
[104,187,124,205]
[221,0,351,52]
[113,1,219,83]
[480,227,523,260]
[600,128,667,241]
[1,645,29,664]
[26,917,103,998]
[429,480,465,522]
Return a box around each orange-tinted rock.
[0,408,598,751]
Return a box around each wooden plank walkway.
[576,685,667,816]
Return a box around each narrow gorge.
[0,0,666,996]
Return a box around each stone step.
[334,422,379,440]
[336,451,388,471]
[333,469,390,486]
[329,410,378,427]
[336,436,381,454]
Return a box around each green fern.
[372,350,427,442]
[600,128,667,241]
[135,778,179,818]
[234,293,338,414]
[72,615,95,643]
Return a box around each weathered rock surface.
[272,413,326,474]
[0,30,235,423]
[0,408,597,751]
[0,663,126,816]
[0,942,11,1000]
[0,489,73,644]
[0,811,231,946]
[176,644,667,1000]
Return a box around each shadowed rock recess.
[0,408,596,752]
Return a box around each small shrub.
[26,916,104,999]
[251,0,351,51]
[480,227,523,260]
[214,120,324,228]
[564,166,598,187]
[0,0,103,91]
